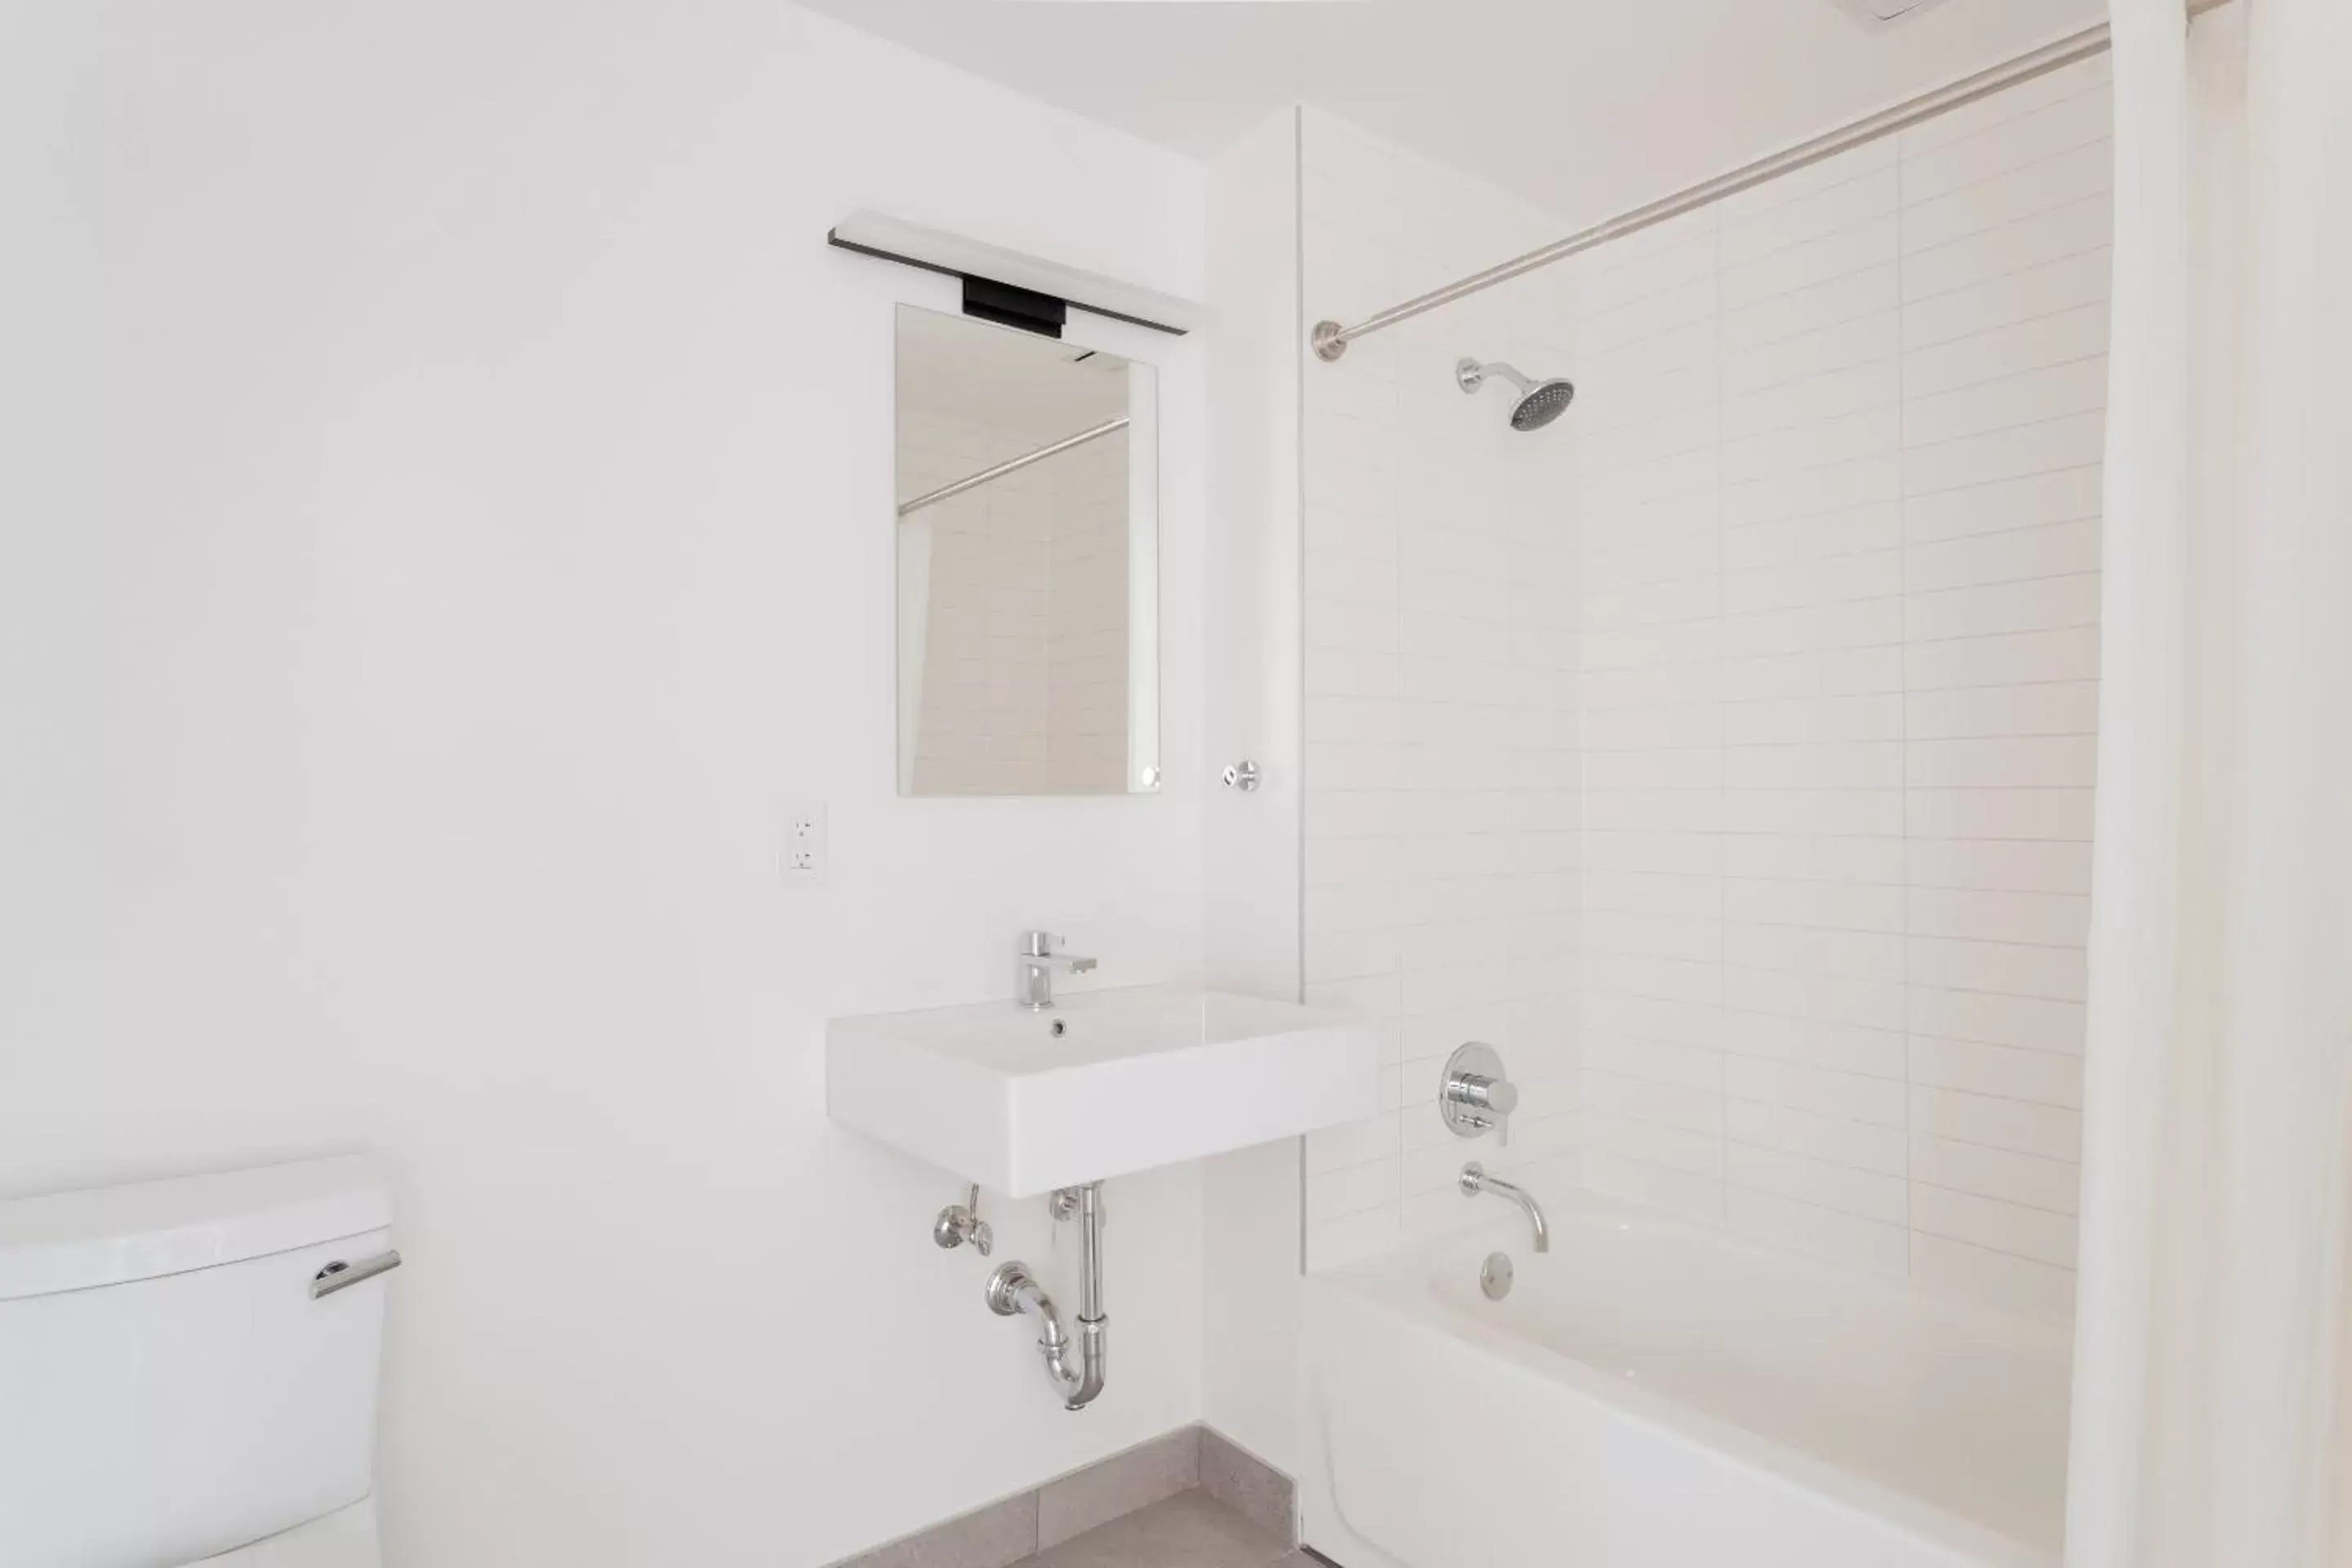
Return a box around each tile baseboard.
[834,1424,1297,1568]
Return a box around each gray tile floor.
[1023,1490,1307,1568]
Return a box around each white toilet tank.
[0,1156,396,1568]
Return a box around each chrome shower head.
[1456,358,1576,431]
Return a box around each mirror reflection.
[894,305,1158,795]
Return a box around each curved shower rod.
[1312,0,2235,364]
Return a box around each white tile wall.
[1298,109,1583,1270]
[1298,57,2111,1318]
[901,410,1131,794]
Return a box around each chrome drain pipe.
[983,1182,1107,1410]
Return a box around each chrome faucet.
[1460,1161,1550,1253]
[1016,931,1096,1010]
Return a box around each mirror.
[894,305,1159,795]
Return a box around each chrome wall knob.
[1440,1041,1517,1143]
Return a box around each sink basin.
[826,984,1381,1195]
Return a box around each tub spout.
[1460,1162,1550,1253]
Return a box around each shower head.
[1456,358,1576,431]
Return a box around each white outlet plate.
[784,801,827,885]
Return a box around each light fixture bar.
[831,211,1200,336]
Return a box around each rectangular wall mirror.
[893,304,1160,795]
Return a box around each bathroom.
[2,0,2345,1565]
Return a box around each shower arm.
[1311,0,2236,364]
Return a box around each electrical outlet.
[784,801,828,886]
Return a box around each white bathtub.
[1299,1192,2071,1568]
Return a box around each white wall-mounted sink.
[826,985,1380,1195]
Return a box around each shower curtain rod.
[1310,0,2233,363]
[896,415,1130,518]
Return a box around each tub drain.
[1480,1251,1514,1300]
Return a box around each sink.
[826,985,1382,1195]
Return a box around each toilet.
[0,1156,397,1567]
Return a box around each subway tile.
[1728,1143,1909,1224]
[1722,166,1900,266]
[1903,358,2109,448]
[1724,964,1907,1033]
[1584,1151,1727,1223]
[1584,1032,1726,1092]
[1902,140,2114,256]
[1911,1183,2079,1267]
[1900,55,2109,158]
[1723,692,1906,746]
[1902,253,2112,355]
[1722,217,1900,311]
[1723,263,1900,353]
[1905,626,2100,691]
[1908,886,2091,947]
[1910,1135,2081,1215]
[1728,1098,1909,1175]
[1720,1009,1908,1080]
[1725,740,1904,791]
[1909,1034,2086,1107]
[1903,304,2110,399]
[1904,465,2104,544]
[1912,1232,2077,1321]
[1901,195,2112,305]
[1906,519,2102,593]
[1722,645,1906,703]
[1906,785,2095,842]
[1722,875,1905,932]
[1901,86,2114,205]
[1909,987,2087,1054]
[1722,503,1904,573]
[1725,921,1904,982]
[1724,1054,1908,1125]
[1584,1067,1726,1135]
[1909,1085,2084,1161]
[1722,311,1901,398]
[1723,550,1904,616]
[1904,734,2098,788]
[1584,1107,1726,1176]
[1907,935,2088,1002]
[1730,1188,1910,1274]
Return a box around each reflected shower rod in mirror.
[1310,0,2238,363]
[896,415,1132,519]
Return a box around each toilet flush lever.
[311,1250,402,1299]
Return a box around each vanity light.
[828,210,1201,337]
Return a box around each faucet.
[1460,1161,1549,1253]
[1016,931,1096,1010]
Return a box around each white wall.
[1197,108,1309,1476]
[1291,58,2110,1319]
[1294,109,1586,1271]
[0,3,1207,1563]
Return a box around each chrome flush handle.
[311,1250,402,1299]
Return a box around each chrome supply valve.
[933,1184,992,1256]
[1440,1040,1520,1144]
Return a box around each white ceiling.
[800,0,2105,224]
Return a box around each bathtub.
[1299,1192,2071,1568]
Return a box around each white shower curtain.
[2066,2,2352,1565]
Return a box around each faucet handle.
[1440,1042,1518,1143]
[1020,930,1063,957]
[933,1183,993,1256]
